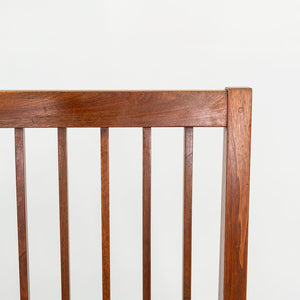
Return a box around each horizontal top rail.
[0,90,227,128]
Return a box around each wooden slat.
[58,128,70,300]
[15,128,30,300]
[219,88,252,300]
[143,127,151,300]
[183,127,193,300]
[0,91,227,128]
[101,128,110,300]
[218,127,227,300]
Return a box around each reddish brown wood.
[101,128,110,300]
[0,91,227,128]
[143,127,151,300]
[218,128,227,300]
[183,127,193,300]
[4,88,252,300]
[58,128,70,300]
[15,128,30,300]
[219,88,252,300]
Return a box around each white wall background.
[0,0,300,299]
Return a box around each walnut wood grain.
[143,128,151,300]
[101,128,110,300]
[58,128,70,300]
[15,128,30,300]
[4,88,252,300]
[219,88,252,300]
[0,91,227,128]
[183,127,193,300]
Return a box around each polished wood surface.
[5,88,252,300]
[183,127,193,300]
[58,128,70,300]
[101,128,110,300]
[219,88,252,300]
[0,91,227,128]
[143,127,151,300]
[15,128,30,300]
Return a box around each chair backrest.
[0,88,252,300]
